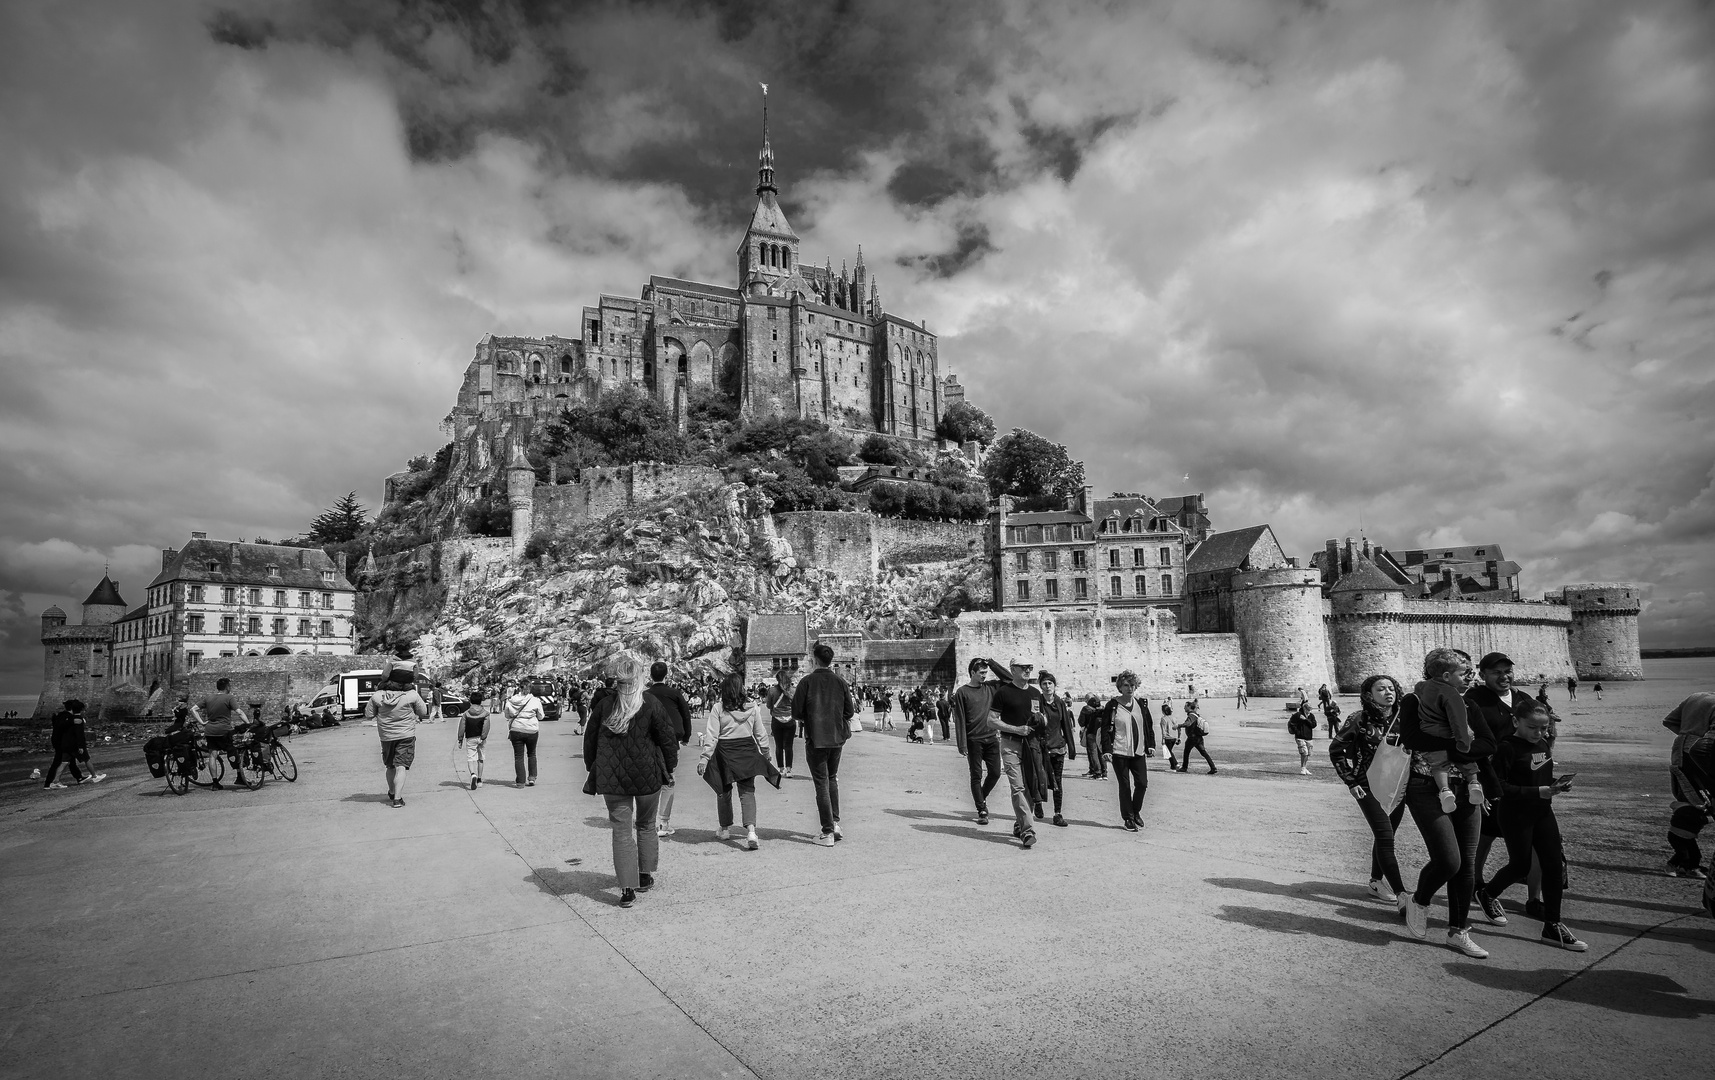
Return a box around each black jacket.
[584,696,680,796]
[1097,697,1156,756]
[646,683,694,745]
[1328,705,1398,788]
[791,667,854,749]
[1399,695,1500,798]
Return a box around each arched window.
[560,355,573,375]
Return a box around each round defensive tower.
[1230,567,1334,696]
[1561,582,1644,680]
[1328,565,1408,693]
[505,438,536,556]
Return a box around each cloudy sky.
[3,0,1713,694]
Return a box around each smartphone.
[1555,773,1576,785]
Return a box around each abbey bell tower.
[738,85,800,297]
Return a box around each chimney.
[1324,539,1339,580]
[335,552,348,577]
[1081,484,1093,516]
[1362,538,1372,560]
[1342,537,1355,574]
[1441,567,1455,594]
[548,461,558,485]
[191,531,207,540]
[297,550,306,568]
[161,547,178,571]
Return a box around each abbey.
[444,110,951,448]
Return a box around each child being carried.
[1414,652,1481,813]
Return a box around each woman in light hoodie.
[697,672,781,850]
[367,661,428,808]
[502,682,546,788]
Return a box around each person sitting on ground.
[1476,701,1587,951]
[1414,653,1481,812]
[697,671,779,850]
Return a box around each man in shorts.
[192,677,250,789]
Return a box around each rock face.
[408,484,990,687]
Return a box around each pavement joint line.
[1390,911,1696,1080]
[4,915,581,1011]
[452,745,763,1080]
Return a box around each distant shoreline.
[1642,648,1715,659]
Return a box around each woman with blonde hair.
[583,652,680,908]
[697,671,781,850]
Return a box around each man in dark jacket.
[792,643,853,846]
[44,699,103,788]
[646,661,694,837]
[1464,652,1546,922]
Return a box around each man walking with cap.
[1467,651,1551,922]
[987,659,1041,850]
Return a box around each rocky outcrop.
[409,484,990,686]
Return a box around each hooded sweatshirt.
[504,692,544,735]
[368,687,426,742]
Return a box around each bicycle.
[236,722,299,787]
[164,737,226,794]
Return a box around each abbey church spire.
[738,82,799,296]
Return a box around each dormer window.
[266,564,278,577]
[207,561,219,571]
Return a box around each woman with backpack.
[1328,675,1408,905]
[501,682,545,788]
[1177,699,1216,774]
[584,652,681,908]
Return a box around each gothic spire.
[756,82,776,196]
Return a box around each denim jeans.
[717,776,757,829]
[1354,789,1406,893]
[771,720,796,771]
[805,744,843,834]
[998,738,1032,835]
[966,737,1002,812]
[1406,774,1481,929]
[605,791,660,889]
[509,730,538,783]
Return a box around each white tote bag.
[1364,718,1411,814]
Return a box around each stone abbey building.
[443,113,954,449]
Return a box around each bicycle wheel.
[237,750,264,790]
[270,743,298,782]
[195,749,225,787]
[166,754,190,795]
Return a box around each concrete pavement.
[1,697,1708,1080]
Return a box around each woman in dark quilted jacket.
[583,652,680,909]
[1328,674,1407,908]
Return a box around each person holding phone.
[1476,700,1586,951]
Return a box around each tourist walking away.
[502,682,544,788]
[698,672,781,850]
[1329,675,1407,905]
[1476,700,1587,950]
[765,668,797,778]
[584,652,680,908]
[1178,699,1216,773]
[1288,701,1317,775]
[1401,648,1497,958]
[1159,699,1179,771]
[369,661,428,808]
[459,690,492,789]
[952,658,1002,822]
[1465,652,1548,920]
[647,662,695,836]
[43,699,104,788]
[1078,694,1106,779]
[1318,684,1336,735]
[192,677,250,789]
[877,690,894,730]
[1414,652,1481,813]
[987,660,1042,849]
[1664,691,1715,877]
[792,642,854,846]
[1593,682,1604,701]
[1099,670,1157,831]
[1236,684,1249,709]
[936,691,952,742]
[1565,676,1577,700]
[1037,671,1076,827]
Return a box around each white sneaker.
[832,824,844,842]
[44,782,67,789]
[90,773,107,784]
[812,833,836,847]
[1541,922,1588,952]
[1405,898,1430,939]
[1438,789,1458,813]
[1299,767,1311,776]
[659,825,675,837]
[745,830,759,851]
[656,825,668,837]
[1447,927,1489,958]
[1368,879,1399,905]
[716,827,732,840]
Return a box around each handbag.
[1364,716,1412,814]
[582,721,599,795]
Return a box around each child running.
[1414,653,1481,812]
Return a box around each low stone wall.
[774,511,879,582]
[876,518,984,567]
[534,463,725,531]
[185,653,393,722]
[955,608,1244,698]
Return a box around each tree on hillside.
[536,386,686,475]
[309,492,369,543]
[981,429,1085,512]
[937,401,997,447]
[858,434,909,466]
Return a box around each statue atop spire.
[756,82,776,196]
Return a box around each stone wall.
[954,609,1244,699]
[1229,568,1336,695]
[185,653,394,723]
[1325,597,1576,690]
[1559,582,1645,680]
[875,517,984,568]
[774,511,880,581]
[532,462,725,532]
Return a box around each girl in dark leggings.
[1400,649,1496,958]
[1328,675,1407,904]
[1478,702,1587,950]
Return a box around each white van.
[308,670,467,720]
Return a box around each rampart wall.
[533,463,725,532]
[954,609,1243,698]
[774,511,879,581]
[1326,598,1576,690]
[876,518,984,567]
[186,653,393,722]
[1559,583,1645,680]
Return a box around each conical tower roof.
[83,575,126,608]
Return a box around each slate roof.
[117,604,149,623]
[1185,525,1276,575]
[745,191,799,240]
[150,539,353,592]
[83,575,127,608]
[1329,558,1407,593]
[746,612,809,657]
[42,605,65,618]
[649,276,740,301]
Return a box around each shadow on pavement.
[1215,904,1397,946]
[883,808,972,822]
[1560,891,1705,916]
[1206,877,1376,905]
[339,792,392,804]
[1444,964,1715,1018]
[527,867,623,903]
[910,823,1019,846]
